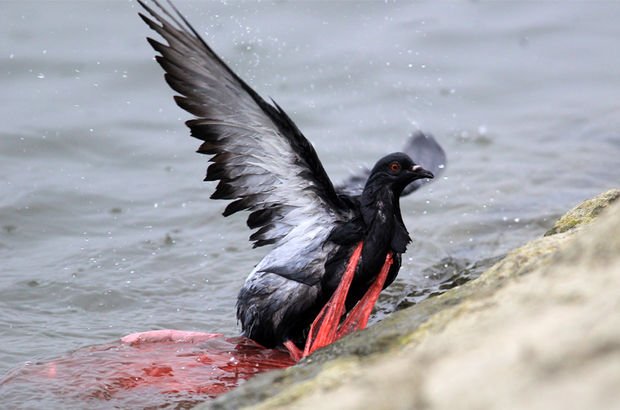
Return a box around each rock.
[202,189,620,410]
[545,188,619,236]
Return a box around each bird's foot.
[283,340,303,362]
[121,329,222,346]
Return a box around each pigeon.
[138,0,445,360]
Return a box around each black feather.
[205,162,227,181]
[249,224,276,242]
[247,207,281,229]
[210,180,237,200]
[223,197,253,216]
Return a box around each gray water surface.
[1,1,619,406]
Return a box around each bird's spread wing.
[337,131,447,197]
[139,0,347,247]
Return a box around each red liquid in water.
[0,334,295,408]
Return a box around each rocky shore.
[201,189,620,410]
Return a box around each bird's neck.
[360,184,394,224]
[360,184,411,254]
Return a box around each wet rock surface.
[202,189,620,410]
[545,188,620,236]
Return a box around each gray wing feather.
[139,0,346,248]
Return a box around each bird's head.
[366,152,434,195]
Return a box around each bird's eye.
[388,162,401,173]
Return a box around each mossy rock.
[545,189,619,236]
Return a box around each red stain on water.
[0,333,295,408]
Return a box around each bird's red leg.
[302,242,363,358]
[336,252,393,339]
[283,340,303,362]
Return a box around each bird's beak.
[410,164,434,179]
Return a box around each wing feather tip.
[147,37,166,52]
[247,207,280,229]
[252,238,277,248]
[205,163,225,180]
